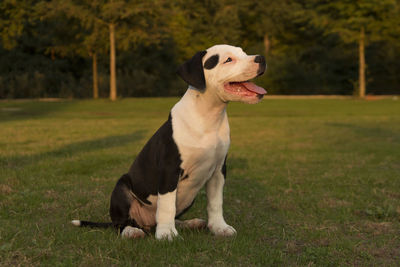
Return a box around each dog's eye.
[224,57,233,64]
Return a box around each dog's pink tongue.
[242,82,267,95]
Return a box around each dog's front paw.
[155,223,179,241]
[208,222,236,236]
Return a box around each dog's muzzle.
[254,55,266,76]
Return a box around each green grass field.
[1,98,399,266]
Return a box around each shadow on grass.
[0,100,78,123]
[0,130,145,169]
[227,155,249,171]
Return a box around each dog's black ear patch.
[177,50,207,90]
[204,54,219,70]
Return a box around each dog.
[71,44,267,240]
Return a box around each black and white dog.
[72,44,266,240]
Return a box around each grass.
[0,97,399,266]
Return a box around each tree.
[238,0,336,94]
[36,0,107,99]
[167,0,243,61]
[2,0,400,98]
[0,0,34,50]
[311,0,399,97]
[86,0,166,101]
[42,0,162,101]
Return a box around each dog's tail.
[71,220,113,228]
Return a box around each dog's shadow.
[227,156,249,171]
[0,130,146,169]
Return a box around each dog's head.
[177,44,267,104]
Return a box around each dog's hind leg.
[174,199,206,230]
[110,174,144,237]
[175,218,207,230]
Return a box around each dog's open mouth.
[224,81,267,97]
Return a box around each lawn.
[0,97,399,266]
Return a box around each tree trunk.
[358,26,366,98]
[109,23,117,101]
[264,33,270,55]
[51,48,55,61]
[92,52,99,99]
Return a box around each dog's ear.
[177,50,207,90]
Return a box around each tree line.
[1,0,399,99]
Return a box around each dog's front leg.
[155,189,178,241]
[206,171,236,236]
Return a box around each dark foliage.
[0,0,399,98]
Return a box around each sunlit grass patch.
[1,98,399,265]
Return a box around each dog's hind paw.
[155,223,179,241]
[208,222,236,237]
[175,218,207,229]
[121,226,146,239]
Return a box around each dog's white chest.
[175,133,229,213]
[179,132,228,179]
[171,103,230,214]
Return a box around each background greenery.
[1,0,400,99]
[0,98,399,265]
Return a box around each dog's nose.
[254,55,266,76]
